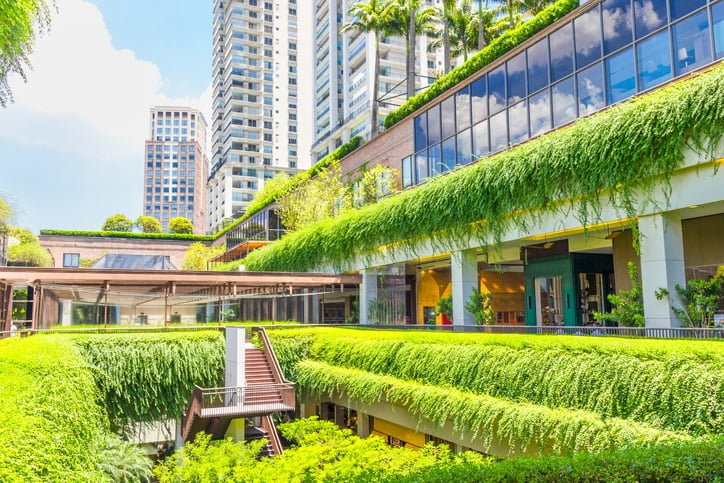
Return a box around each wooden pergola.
[0,267,361,330]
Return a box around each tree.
[594,262,644,327]
[102,214,133,232]
[389,0,437,99]
[655,267,724,328]
[0,0,53,107]
[0,195,12,224]
[96,435,153,483]
[464,288,495,325]
[435,295,452,320]
[7,227,52,267]
[440,0,457,73]
[168,217,193,234]
[135,215,161,233]
[341,0,397,138]
[182,242,226,271]
[351,165,401,207]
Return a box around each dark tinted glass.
[605,47,636,104]
[529,89,551,137]
[715,1,724,59]
[414,113,427,152]
[470,76,488,123]
[673,10,711,76]
[427,104,441,144]
[634,0,667,38]
[527,38,549,94]
[552,77,576,127]
[440,96,456,139]
[488,65,506,114]
[455,85,472,129]
[489,111,508,153]
[670,0,706,21]
[472,120,489,159]
[457,128,473,165]
[574,6,602,68]
[577,62,604,116]
[602,0,633,55]
[637,30,671,90]
[507,52,527,104]
[508,101,529,145]
[442,137,457,171]
[550,23,574,81]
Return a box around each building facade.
[207,0,314,233]
[312,0,443,162]
[143,107,209,234]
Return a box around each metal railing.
[198,383,295,413]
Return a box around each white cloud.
[0,0,210,161]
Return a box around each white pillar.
[359,268,378,325]
[639,212,686,328]
[451,249,478,326]
[60,301,72,325]
[225,327,246,389]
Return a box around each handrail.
[261,414,283,456]
[182,385,203,441]
[253,326,291,384]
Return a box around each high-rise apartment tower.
[143,107,209,234]
[207,0,314,232]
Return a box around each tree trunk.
[443,16,451,73]
[478,15,486,50]
[407,10,416,99]
[372,32,380,138]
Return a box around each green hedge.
[245,63,724,272]
[0,336,110,482]
[215,136,364,238]
[39,229,214,242]
[383,0,579,129]
[72,331,225,431]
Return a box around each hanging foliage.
[244,64,724,272]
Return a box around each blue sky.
[0,0,212,233]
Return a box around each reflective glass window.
[470,76,488,123]
[456,86,472,129]
[472,120,489,159]
[488,65,506,114]
[672,10,711,76]
[637,30,671,90]
[527,38,549,94]
[605,47,636,104]
[507,52,527,104]
[427,104,441,144]
[489,111,508,153]
[457,128,473,165]
[574,5,602,68]
[552,77,577,127]
[508,100,529,145]
[429,144,442,177]
[634,0,667,38]
[414,113,427,151]
[529,89,551,137]
[715,1,724,59]
[441,95,456,139]
[670,0,706,21]
[442,137,456,172]
[415,150,429,182]
[402,156,413,188]
[550,23,574,82]
[577,62,605,116]
[602,0,633,55]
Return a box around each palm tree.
[388,0,437,99]
[472,0,496,50]
[447,0,476,62]
[440,0,457,73]
[341,0,397,139]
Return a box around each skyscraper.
[312,0,443,162]
[143,107,209,234]
[207,0,314,233]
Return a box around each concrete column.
[60,301,72,325]
[639,212,686,328]
[357,413,370,438]
[451,249,478,326]
[359,268,378,325]
[225,327,246,388]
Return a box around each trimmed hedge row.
[268,329,724,435]
[72,331,225,431]
[0,336,110,482]
[296,360,692,457]
[383,0,579,129]
[244,61,724,272]
[215,136,364,238]
[39,229,214,242]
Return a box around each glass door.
[534,276,564,326]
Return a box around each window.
[574,5,602,69]
[63,253,80,268]
[715,1,724,59]
[457,128,473,165]
[602,0,633,55]
[455,85,471,129]
[670,0,706,21]
[577,62,605,116]
[550,23,574,82]
[637,30,671,90]
[489,110,508,153]
[488,65,506,114]
[441,137,456,172]
[440,95,455,139]
[508,100,529,144]
[470,76,487,124]
[402,155,413,187]
[426,104,441,145]
[634,0,667,38]
[507,52,526,104]
[415,150,429,183]
[472,120,489,158]
[529,89,551,137]
[552,77,576,127]
[672,10,711,76]
[527,37,549,94]
[605,47,636,104]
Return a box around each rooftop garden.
[38,229,215,242]
[241,62,724,272]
